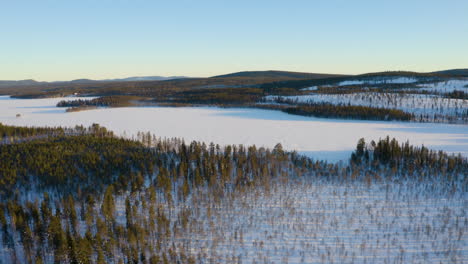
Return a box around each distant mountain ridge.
[431,69,468,77]
[1,68,466,88]
[101,76,189,82]
[212,70,346,79]
[0,79,43,87]
[0,76,190,87]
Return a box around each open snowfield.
[1,96,467,162]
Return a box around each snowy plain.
[0,96,467,162]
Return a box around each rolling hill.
[212,70,346,80]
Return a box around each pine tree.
[101,185,116,223]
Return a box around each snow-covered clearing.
[299,77,420,91]
[309,77,468,93]
[338,77,418,86]
[0,96,467,162]
[418,79,468,93]
[300,86,318,91]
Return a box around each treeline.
[260,76,349,91]
[446,90,467,99]
[0,124,310,200]
[311,84,425,95]
[351,137,467,177]
[0,123,112,143]
[57,95,140,108]
[0,123,63,139]
[260,74,441,92]
[162,87,265,105]
[5,73,313,100]
[282,103,414,121]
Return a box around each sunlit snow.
[338,77,418,86]
[418,79,468,93]
[0,96,467,162]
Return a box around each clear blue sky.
[1,0,467,81]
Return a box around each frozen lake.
[1,96,467,162]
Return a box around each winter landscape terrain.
[0,72,467,264]
[265,76,468,123]
[2,1,468,263]
[0,95,467,162]
[266,92,467,121]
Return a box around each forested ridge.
[0,124,466,263]
[350,136,466,177]
[1,70,457,124]
[57,96,143,109]
[446,90,467,99]
[283,103,414,121]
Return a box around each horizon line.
[3,67,468,83]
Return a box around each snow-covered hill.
[267,93,467,122]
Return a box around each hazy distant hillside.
[0,76,190,87]
[358,71,432,77]
[2,69,467,109]
[57,75,191,83]
[212,70,346,80]
[102,75,190,82]
[0,79,42,87]
[432,68,468,77]
[259,70,464,91]
[0,71,343,98]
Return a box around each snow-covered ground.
[418,79,468,93]
[266,93,468,120]
[305,77,468,93]
[338,77,418,86]
[299,77,420,91]
[300,86,318,91]
[1,96,467,162]
[0,96,466,264]
[168,179,467,263]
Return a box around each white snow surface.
[300,86,318,91]
[338,77,418,86]
[1,96,467,162]
[418,79,468,93]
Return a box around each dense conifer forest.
[0,123,466,263]
[282,103,414,121]
[446,90,467,99]
[57,96,143,109]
